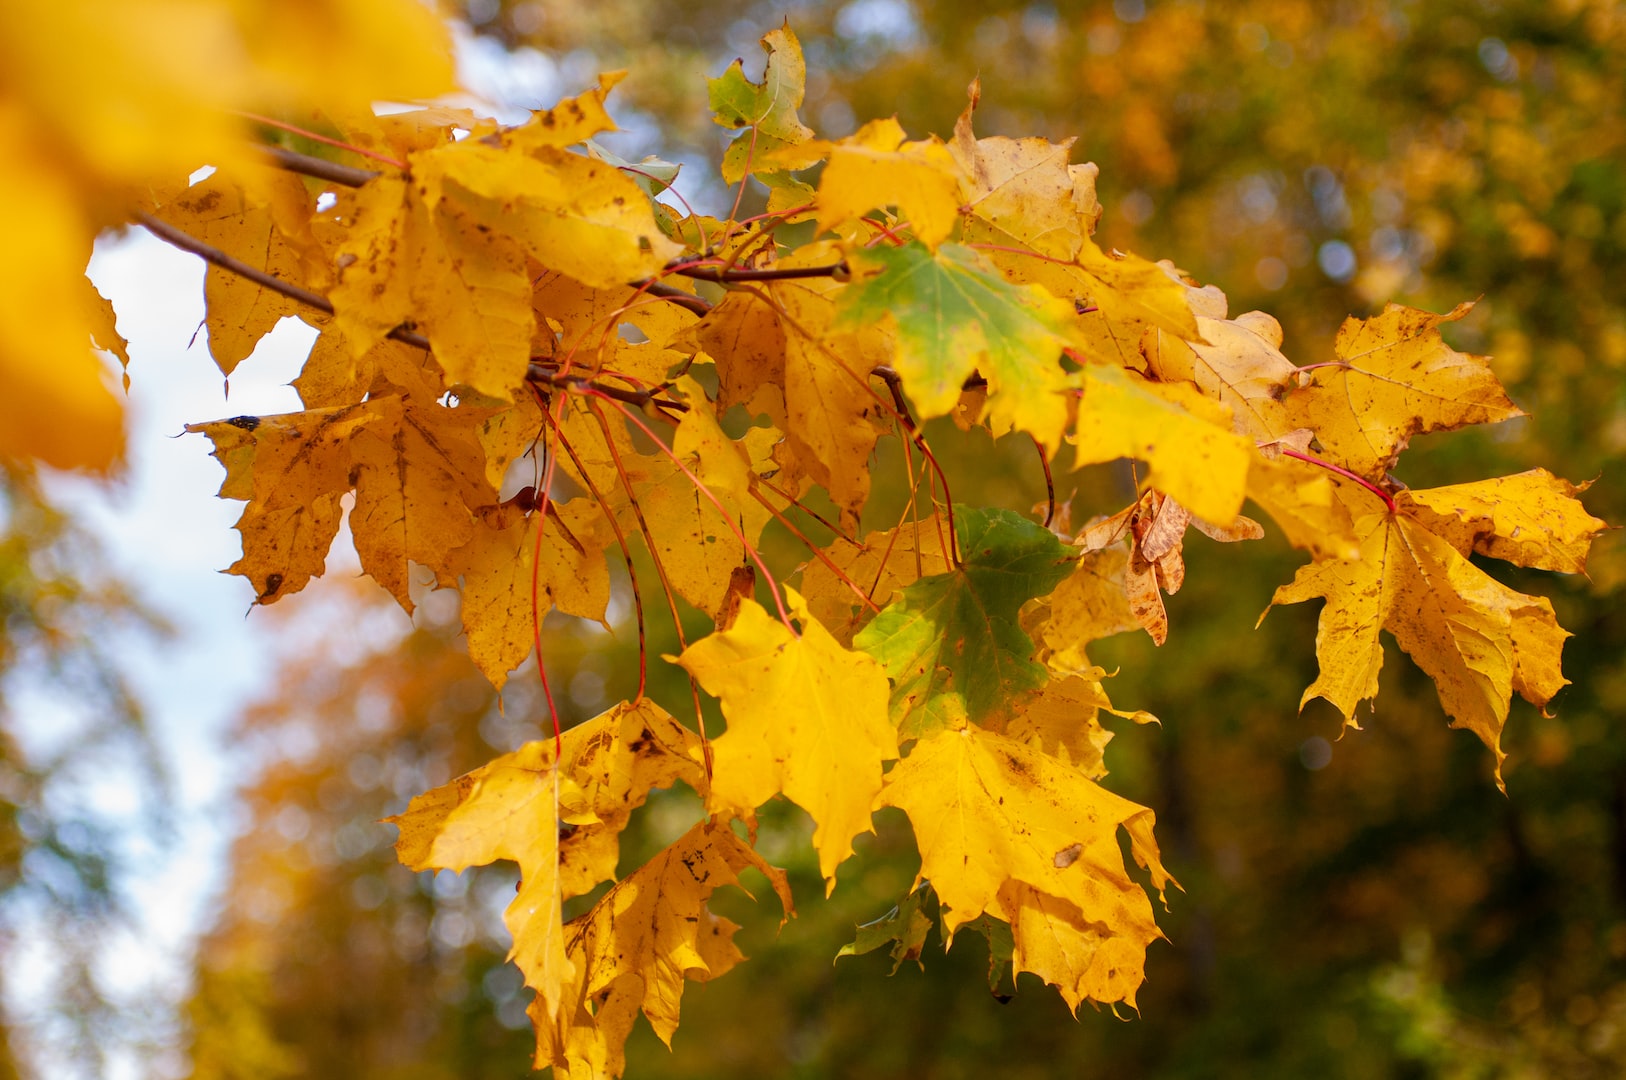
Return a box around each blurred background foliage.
[171,0,1626,1077]
[0,467,169,1077]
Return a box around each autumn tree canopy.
[0,2,1614,1077]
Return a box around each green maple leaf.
[834,242,1082,451]
[854,506,1075,737]
[708,25,818,184]
[836,885,935,974]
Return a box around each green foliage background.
[177,2,1626,1077]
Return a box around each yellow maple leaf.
[674,590,898,891]
[503,74,624,153]
[154,169,309,376]
[431,143,683,291]
[552,699,707,898]
[799,520,954,646]
[1146,309,1298,443]
[807,117,963,248]
[1284,301,1524,479]
[877,725,1171,1008]
[349,395,490,612]
[992,673,1156,781]
[1264,488,1583,787]
[1400,469,1608,575]
[556,384,770,617]
[444,498,613,689]
[387,742,587,1018]
[950,79,1090,260]
[994,881,1159,1012]
[1070,364,1254,525]
[186,404,376,603]
[533,820,793,1074]
[1022,546,1143,666]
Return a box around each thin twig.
[671,262,846,283]
[1280,447,1397,514]
[1031,434,1056,528]
[749,487,880,614]
[542,400,650,703]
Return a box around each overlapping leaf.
[1264,479,1598,786]
[855,506,1075,736]
[533,821,792,1076]
[1285,301,1524,479]
[878,724,1171,1010]
[675,590,897,888]
[836,241,1082,450]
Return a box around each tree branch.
[669,262,846,283]
[259,145,380,188]
[137,211,689,412]
[134,210,431,351]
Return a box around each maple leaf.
[503,75,623,154]
[550,699,707,898]
[155,169,308,377]
[533,820,793,1076]
[1145,307,1298,443]
[429,140,684,293]
[674,589,897,889]
[950,79,1095,260]
[348,395,491,612]
[836,241,1083,450]
[683,242,890,527]
[807,118,963,248]
[442,497,613,689]
[993,672,1157,780]
[1263,477,1598,786]
[1400,469,1608,574]
[1070,363,1255,526]
[709,24,818,184]
[389,700,708,1022]
[557,385,771,617]
[878,724,1171,1010]
[799,520,954,646]
[387,741,585,1017]
[837,886,934,974]
[1284,301,1524,479]
[1022,545,1144,668]
[186,404,375,603]
[855,506,1076,736]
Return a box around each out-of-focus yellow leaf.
[0,0,452,468]
[675,590,897,890]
